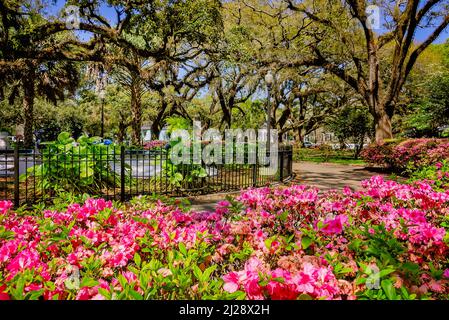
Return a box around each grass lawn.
[293,147,366,165]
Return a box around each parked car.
[303,141,315,148]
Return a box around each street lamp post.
[264,71,274,153]
[99,89,106,138]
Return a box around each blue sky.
[44,0,448,43]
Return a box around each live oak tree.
[285,0,449,142]
[216,0,314,130]
[143,56,215,137]
[267,68,350,143]
[109,50,148,145]
[0,59,79,148]
[2,0,448,147]
[1,0,223,145]
[210,62,260,129]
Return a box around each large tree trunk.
[373,109,393,143]
[366,38,394,144]
[22,72,35,148]
[297,127,305,146]
[151,100,168,139]
[130,86,142,146]
[117,120,127,144]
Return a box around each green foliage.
[403,72,449,137]
[165,116,192,134]
[22,132,123,194]
[293,147,366,165]
[408,160,449,191]
[163,138,208,190]
[326,106,372,158]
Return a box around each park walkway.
[190,161,388,212]
[291,162,389,191]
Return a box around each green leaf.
[272,277,285,283]
[379,268,395,278]
[381,279,396,300]
[57,132,73,144]
[118,274,128,288]
[298,293,313,300]
[179,242,187,256]
[301,236,313,250]
[80,277,99,288]
[134,253,142,268]
[98,288,111,300]
[264,238,273,250]
[277,211,288,222]
[79,165,94,179]
[202,265,217,282]
[14,276,26,299]
[28,289,44,300]
[128,289,144,300]
[197,168,208,178]
[192,265,202,281]
[0,227,15,240]
[258,278,270,287]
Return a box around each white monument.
[0,132,10,150]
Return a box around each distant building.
[304,127,371,147]
[304,128,339,145]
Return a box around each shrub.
[409,160,449,191]
[23,132,122,195]
[361,138,449,175]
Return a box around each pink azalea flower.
[223,272,240,293]
[0,201,13,215]
[0,285,10,300]
[320,215,348,235]
[443,269,449,279]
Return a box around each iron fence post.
[252,150,257,187]
[289,145,293,178]
[279,147,284,182]
[14,143,19,208]
[120,145,125,202]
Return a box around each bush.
[361,138,449,175]
[23,132,122,195]
[408,160,449,191]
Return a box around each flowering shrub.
[143,140,167,150]
[361,138,449,175]
[409,160,449,191]
[1,175,449,300]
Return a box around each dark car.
[303,141,315,148]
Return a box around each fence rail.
[1,144,293,207]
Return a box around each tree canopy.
[1,0,448,146]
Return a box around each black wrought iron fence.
[0,144,293,207]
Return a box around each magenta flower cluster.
[1,175,449,300]
[143,140,166,150]
[361,138,449,174]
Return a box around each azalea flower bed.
[1,176,449,300]
[361,138,449,174]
